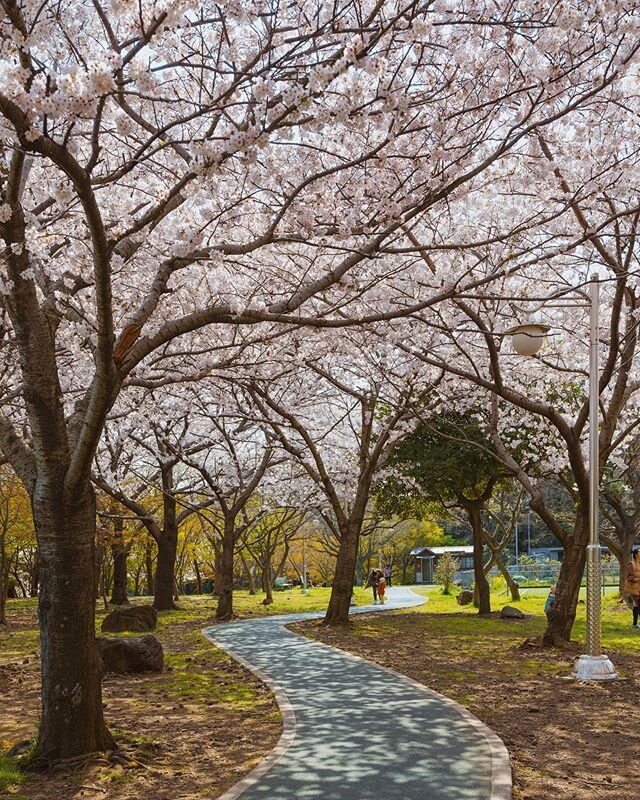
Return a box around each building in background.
[412,546,474,584]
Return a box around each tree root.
[46,748,135,773]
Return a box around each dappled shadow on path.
[207,591,493,800]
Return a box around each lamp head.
[504,323,551,356]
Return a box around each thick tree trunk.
[34,482,114,760]
[110,520,129,606]
[216,519,235,621]
[109,534,129,606]
[324,519,360,625]
[468,505,490,615]
[619,546,630,597]
[153,530,178,611]
[543,522,587,646]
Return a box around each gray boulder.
[456,590,474,606]
[500,605,525,619]
[101,604,157,633]
[97,634,164,674]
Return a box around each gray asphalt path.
[204,586,509,800]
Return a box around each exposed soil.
[292,610,640,800]
[0,602,281,800]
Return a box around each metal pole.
[586,275,601,657]
[573,275,616,680]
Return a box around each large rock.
[101,604,157,633]
[456,590,474,606]
[97,634,164,674]
[500,605,525,619]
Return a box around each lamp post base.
[572,654,618,682]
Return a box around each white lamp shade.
[505,323,550,356]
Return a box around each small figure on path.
[544,584,557,619]
[378,574,387,604]
[384,563,392,587]
[624,548,640,627]
[364,568,382,604]
[305,571,313,589]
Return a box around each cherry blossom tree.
[0,0,636,758]
[94,410,215,610]
[170,392,275,621]
[245,330,435,623]
[394,214,640,644]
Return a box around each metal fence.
[455,561,621,589]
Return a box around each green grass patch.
[410,584,640,656]
[0,755,24,792]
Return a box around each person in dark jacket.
[364,568,382,604]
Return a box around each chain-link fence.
[455,558,620,589]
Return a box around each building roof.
[414,546,474,556]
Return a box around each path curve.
[204,586,511,800]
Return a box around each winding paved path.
[204,586,511,800]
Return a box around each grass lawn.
[296,585,640,800]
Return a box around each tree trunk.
[153,531,178,611]
[194,559,202,595]
[145,537,154,597]
[543,520,587,646]
[34,482,114,760]
[240,553,256,595]
[262,563,273,606]
[0,530,7,625]
[30,551,39,597]
[468,505,490,615]
[109,518,129,605]
[494,551,520,601]
[619,546,630,597]
[216,519,235,621]
[324,519,360,625]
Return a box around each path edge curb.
[201,627,297,800]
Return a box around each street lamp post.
[506,275,617,681]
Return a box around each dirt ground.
[293,610,640,800]
[0,603,281,800]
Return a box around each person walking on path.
[378,574,387,604]
[364,568,382,604]
[624,548,640,627]
[384,564,392,587]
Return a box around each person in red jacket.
[377,575,387,604]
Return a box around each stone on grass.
[500,605,525,619]
[97,634,164,674]
[101,604,157,633]
[456,590,474,606]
